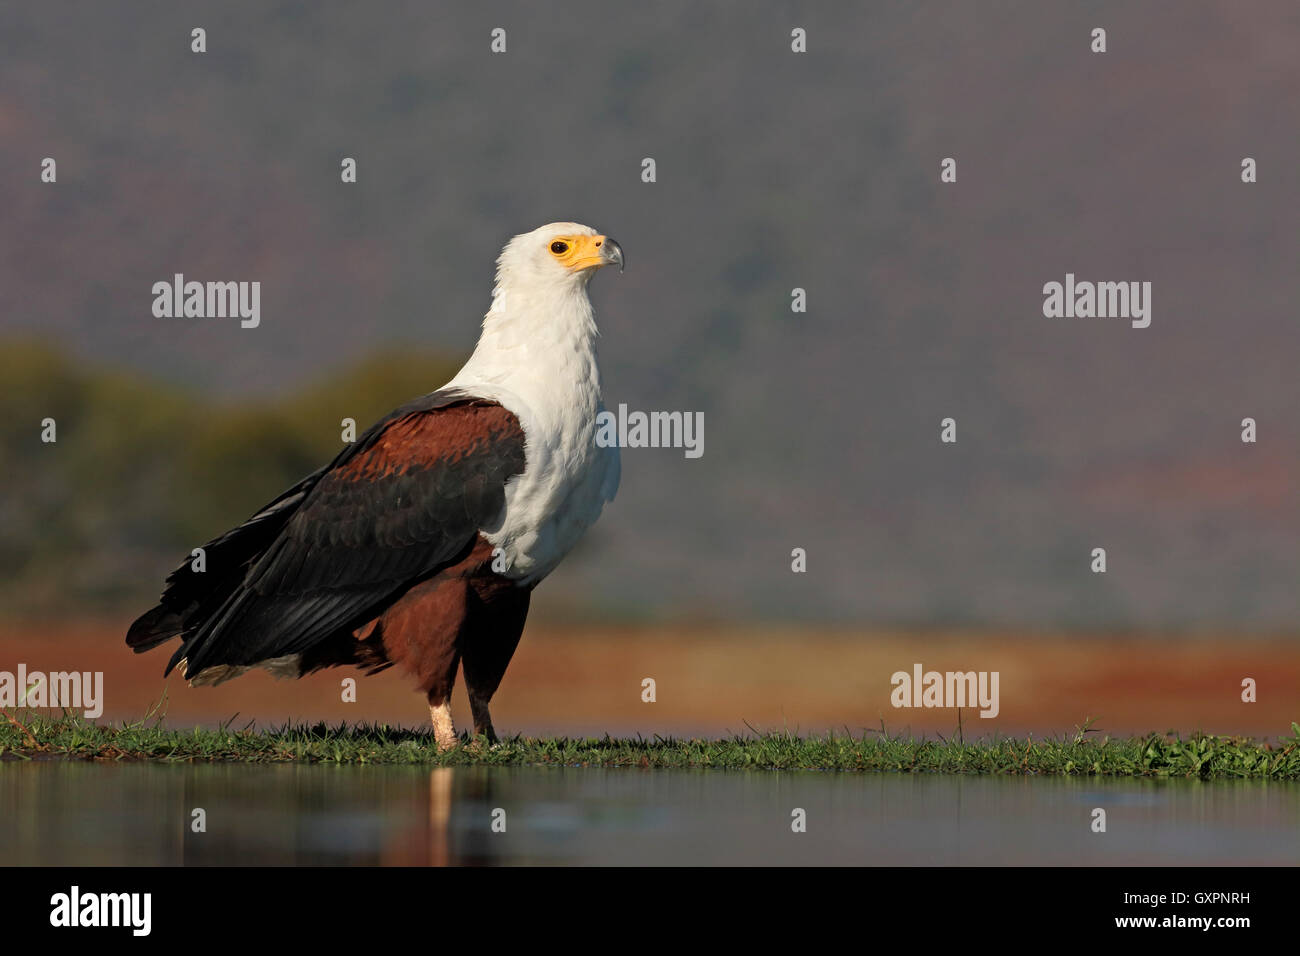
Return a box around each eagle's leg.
[467,694,496,744]
[428,696,457,750]
[461,583,531,742]
[424,644,463,751]
[368,573,468,752]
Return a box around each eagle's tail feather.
[125,605,183,652]
[123,469,322,664]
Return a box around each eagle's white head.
[493,221,624,295]
[453,221,623,398]
[471,220,623,359]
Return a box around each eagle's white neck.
[444,275,619,584]
[446,275,605,428]
[460,278,599,382]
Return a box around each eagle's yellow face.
[545,232,624,273]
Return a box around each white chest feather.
[444,278,620,584]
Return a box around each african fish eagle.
[127,222,624,748]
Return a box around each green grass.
[3,711,1299,778]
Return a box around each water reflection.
[1,761,1297,865]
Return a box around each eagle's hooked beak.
[564,234,624,274]
[596,236,624,273]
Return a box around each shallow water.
[2,761,1297,865]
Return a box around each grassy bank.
[3,712,1299,778]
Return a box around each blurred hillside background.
[1,0,1297,636]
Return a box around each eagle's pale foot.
[429,700,457,751]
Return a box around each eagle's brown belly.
[298,534,532,700]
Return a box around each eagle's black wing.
[125,389,526,680]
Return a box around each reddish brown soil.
[2,618,1295,739]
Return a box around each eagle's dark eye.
[550,240,569,254]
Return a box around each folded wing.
[125,390,526,681]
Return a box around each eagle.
[127,222,624,749]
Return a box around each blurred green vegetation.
[0,339,460,613]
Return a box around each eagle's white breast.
[444,233,620,584]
